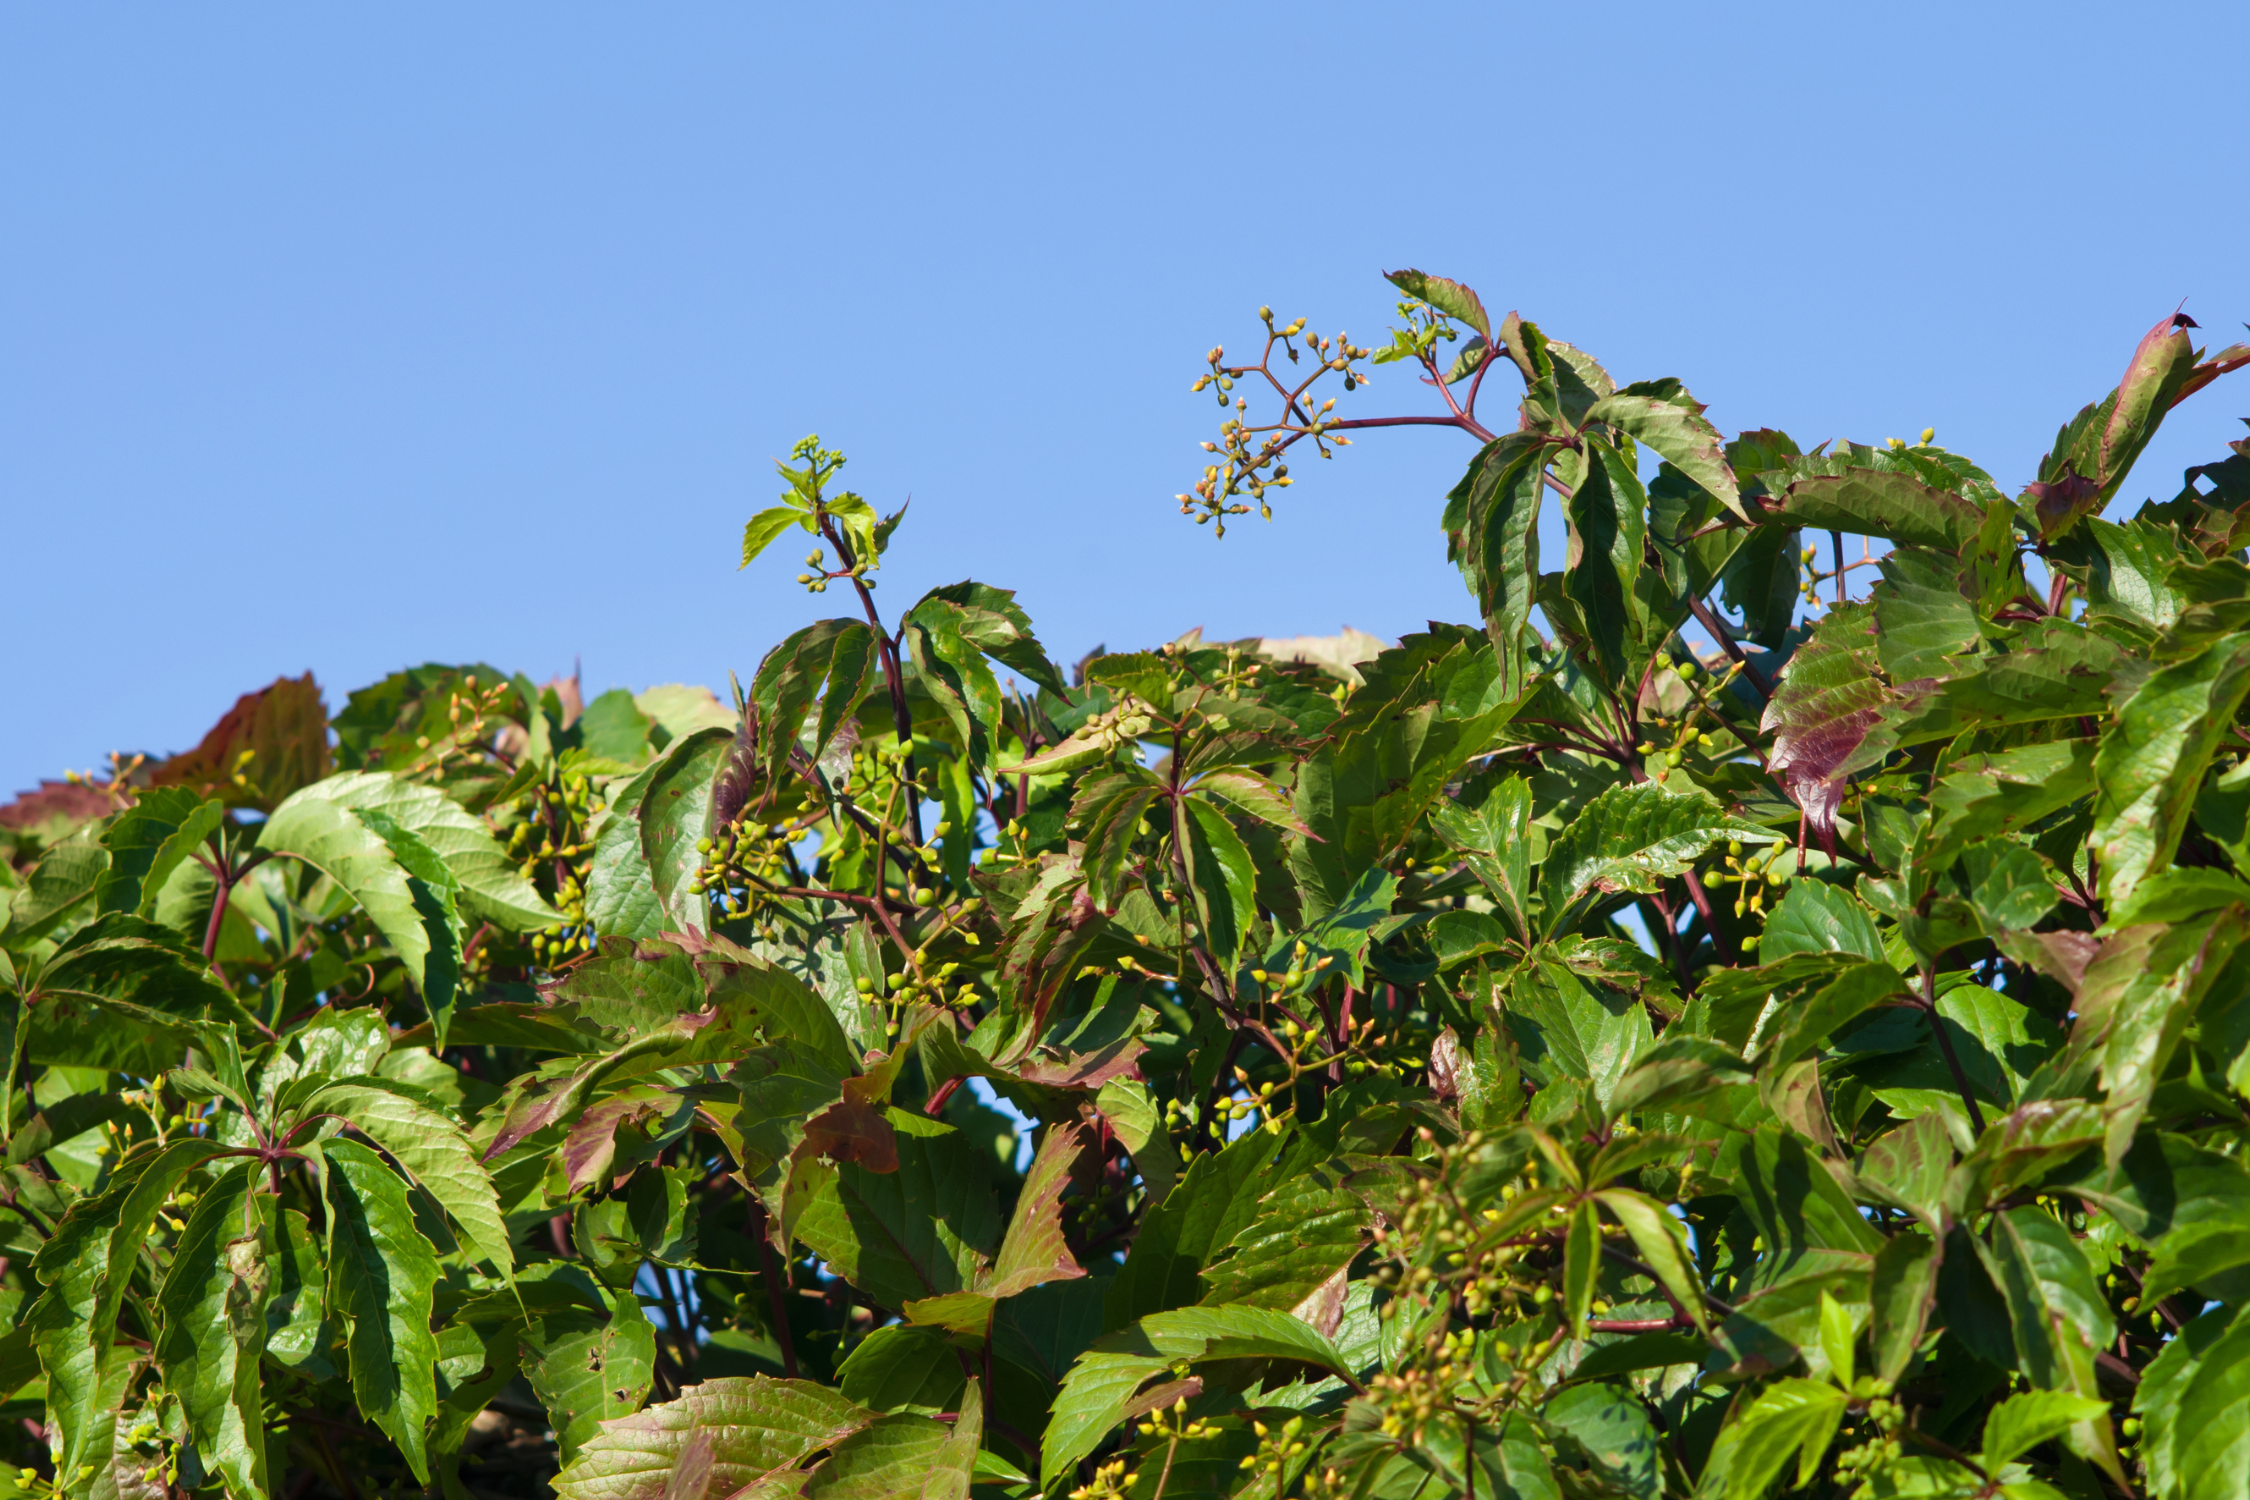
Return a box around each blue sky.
[6,4,2247,793]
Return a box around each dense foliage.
[6,270,2250,1500]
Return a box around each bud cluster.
[1177,308,1372,536]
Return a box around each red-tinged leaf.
[1761,602,1925,850]
[2171,340,2250,408]
[147,673,331,811]
[801,1100,899,1174]
[980,1121,1087,1299]
[2025,468,2103,541]
[0,780,119,836]
[2099,311,2201,493]
[1012,1036,1146,1091]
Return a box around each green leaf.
[1430,779,1534,943]
[2136,1305,2240,1500]
[585,755,669,941]
[1869,1232,1942,1386]
[322,1137,442,1484]
[1445,435,1547,696]
[742,505,814,568]
[1977,1207,2121,1482]
[1185,769,1308,837]
[906,602,1003,763]
[1563,1198,1600,1331]
[1775,468,1987,550]
[552,1376,876,1500]
[305,1079,513,1280]
[1540,782,1780,930]
[1870,546,1980,680]
[792,1111,1001,1311]
[1179,800,1254,965]
[1383,269,1490,339]
[262,1205,336,1378]
[1093,1078,1175,1206]
[1756,960,1914,1069]
[1506,956,1652,1115]
[153,1161,267,1500]
[1198,1162,1370,1314]
[286,771,561,932]
[1043,1306,1348,1488]
[1,834,109,947]
[1703,1378,1848,1499]
[1107,1128,1307,1329]
[1594,1189,1707,1334]
[1817,1289,1855,1392]
[835,1322,963,1415]
[1981,1390,2107,1475]
[1911,738,2099,891]
[1585,384,1744,523]
[258,793,451,1023]
[1558,437,1648,681]
[2057,515,2190,632]
[2092,634,2250,910]
[2071,914,2247,1164]
[521,1264,660,1464]
[579,688,657,766]
[802,1411,956,1500]
[27,1139,224,1489]
[639,726,734,936]
[919,580,1067,697]
[752,621,876,779]
[1758,881,1883,963]
[24,914,247,1072]
[94,790,223,919]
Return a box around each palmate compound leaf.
[258,790,461,1036]
[1538,781,1781,931]
[319,1138,442,1484]
[919,579,1068,697]
[28,1139,226,1490]
[280,770,561,931]
[553,1377,878,1500]
[304,1078,514,1280]
[153,1161,267,1500]
[1042,1306,1350,1488]
[751,620,878,780]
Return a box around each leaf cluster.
[4,279,2250,1500]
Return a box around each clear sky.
[6,4,2247,794]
